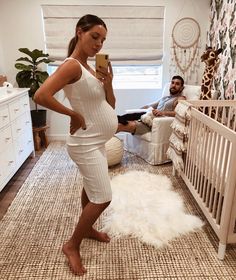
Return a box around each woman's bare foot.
[62,241,87,276]
[87,228,110,242]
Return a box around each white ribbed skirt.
[67,145,112,204]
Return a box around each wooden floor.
[0,149,45,220]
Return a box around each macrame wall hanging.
[170,17,201,84]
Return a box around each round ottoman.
[105,136,124,167]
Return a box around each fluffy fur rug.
[102,171,203,248]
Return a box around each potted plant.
[15,48,54,127]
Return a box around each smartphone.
[96,53,109,78]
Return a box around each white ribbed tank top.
[63,58,118,149]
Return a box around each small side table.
[33,125,49,151]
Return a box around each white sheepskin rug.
[102,171,203,248]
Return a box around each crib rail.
[180,101,236,259]
[182,100,236,131]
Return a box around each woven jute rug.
[0,142,235,280]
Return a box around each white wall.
[0,42,5,74]
[0,7,5,74]
[0,0,210,140]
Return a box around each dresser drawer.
[0,104,10,128]
[11,115,25,139]
[15,135,33,168]
[21,94,30,113]
[9,98,24,121]
[0,125,13,153]
[1,147,16,181]
[23,111,33,132]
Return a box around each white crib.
[179,100,236,260]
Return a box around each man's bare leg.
[81,188,110,242]
[62,200,110,275]
[116,121,136,133]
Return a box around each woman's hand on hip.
[70,111,86,135]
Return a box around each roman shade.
[41,5,164,65]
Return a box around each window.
[112,65,162,89]
[47,64,162,90]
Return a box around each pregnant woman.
[34,14,118,276]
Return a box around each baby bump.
[95,109,118,140]
[68,111,117,146]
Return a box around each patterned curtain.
[207,0,236,100]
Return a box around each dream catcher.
[170,17,201,83]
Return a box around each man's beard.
[169,88,180,95]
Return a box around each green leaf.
[15,63,33,71]
[16,71,32,87]
[18,48,35,59]
[35,71,49,83]
[18,48,49,63]
[35,58,54,65]
[32,49,48,58]
[16,57,34,64]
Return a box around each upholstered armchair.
[123,84,201,165]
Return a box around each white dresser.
[0,88,34,192]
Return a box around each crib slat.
[198,124,208,198]
[212,136,225,218]
[233,115,236,131]
[184,111,192,177]
[206,131,217,208]
[192,117,199,187]
[184,124,191,178]
[222,107,227,125]
[193,119,201,190]
[215,106,219,121]
[216,139,230,224]
[208,132,219,212]
[202,127,212,202]
[232,108,236,131]
[227,107,232,128]
[186,119,196,183]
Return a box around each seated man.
[117,75,186,135]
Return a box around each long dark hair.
[67,14,107,57]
